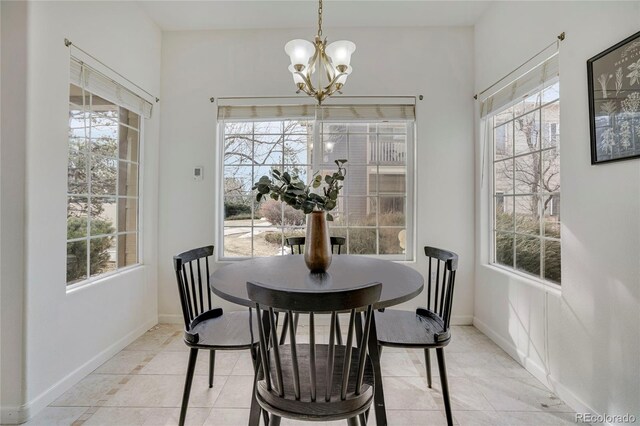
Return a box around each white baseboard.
[158,313,183,324]
[0,406,28,425]
[451,315,473,325]
[473,316,605,424]
[1,317,157,425]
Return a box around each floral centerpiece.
[253,159,346,272]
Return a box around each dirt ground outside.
[223,218,289,257]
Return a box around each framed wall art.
[587,30,640,164]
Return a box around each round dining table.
[211,254,424,426]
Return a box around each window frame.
[488,78,561,287]
[216,116,416,262]
[65,84,145,291]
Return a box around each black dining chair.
[374,246,459,426]
[247,280,382,426]
[280,236,347,345]
[284,236,346,254]
[173,245,259,426]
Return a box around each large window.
[66,58,150,286]
[219,103,414,260]
[491,81,561,284]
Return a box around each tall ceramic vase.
[304,211,332,273]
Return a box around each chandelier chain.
[317,0,323,37]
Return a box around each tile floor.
[24,324,582,426]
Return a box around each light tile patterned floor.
[24,325,582,426]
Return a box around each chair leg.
[270,414,281,426]
[278,312,290,345]
[424,348,432,388]
[208,350,216,388]
[355,312,363,348]
[436,348,453,426]
[347,417,359,426]
[358,408,369,425]
[179,348,198,426]
[293,312,299,333]
[335,314,343,345]
[248,349,266,426]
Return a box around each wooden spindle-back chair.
[374,246,459,426]
[173,245,258,426]
[284,236,346,254]
[247,281,382,425]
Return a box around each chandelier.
[284,0,356,104]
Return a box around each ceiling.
[138,1,493,31]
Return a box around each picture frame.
[587,30,640,164]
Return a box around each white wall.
[158,27,476,323]
[1,1,28,420]
[1,2,161,422]
[474,1,640,422]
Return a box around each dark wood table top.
[211,255,424,309]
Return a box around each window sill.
[482,263,561,296]
[66,263,144,294]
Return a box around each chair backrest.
[173,245,214,330]
[285,236,346,255]
[424,246,459,330]
[247,281,381,405]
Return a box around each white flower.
[627,59,640,85]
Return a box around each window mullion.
[538,107,544,280]
[511,119,516,270]
[86,91,92,278]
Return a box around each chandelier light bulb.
[326,40,356,68]
[285,39,314,68]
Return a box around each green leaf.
[282,193,293,203]
[326,213,334,221]
[270,193,279,201]
[282,172,291,183]
[308,193,324,202]
[325,200,336,210]
[325,175,333,184]
[256,193,263,202]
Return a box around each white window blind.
[218,103,415,122]
[480,44,559,118]
[70,57,153,119]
